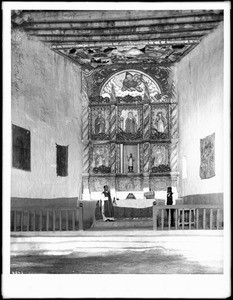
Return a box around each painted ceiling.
[11,10,223,70]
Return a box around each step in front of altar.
[91,219,153,230]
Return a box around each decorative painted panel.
[100,70,161,103]
[90,107,110,140]
[117,176,142,191]
[117,106,142,140]
[151,105,169,140]
[90,177,111,192]
[150,144,170,173]
[89,64,175,103]
[150,177,171,191]
[91,144,111,174]
[200,133,215,179]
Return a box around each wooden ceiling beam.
[47,38,202,49]
[51,39,200,49]
[22,14,223,30]
[38,30,210,43]
[14,10,223,23]
[26,22,220,37]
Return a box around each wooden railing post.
[33,210,36,231]
[182,209,185,230]
[161,209,164,230]
[46,210,49,231]
[203,208,206,230]
[14,211,17,232]
[27,211,30,231]
[189,209,192,230]
[59,210,62,231]
[66,210,69,230]
[168,209,171,230]
[175,209,178,230]
[53,210,56,231]
[216,208,220,229]
[72,210,75,231]
[20,211,23,231]
[40,210,43,231]
[79,202,83,231]
[210,208,213,230]
[153,201,157,231]
[196,208,199,229]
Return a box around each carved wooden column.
[143,142,150,192]
[110,105,117,140]
[81,71,90,200]
[116,144,121,173]
[170,103,179,172]
[110,142,117,197]
[170,102,179,196]
[143,104,150,139]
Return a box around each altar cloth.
[114,198,155,208]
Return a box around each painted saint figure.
[95,148,107,167]
[125,111,137,133]
[100,185,115,221]
[152,147,165,167]
[95,110,106,134]
[155,112,166,133]
[128,153,135,173]
[121,72,143,92]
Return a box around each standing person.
[166,187,175,226]
[100,185,115,222]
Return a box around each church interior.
[10,9,226,229]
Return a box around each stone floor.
[11,248,223,274]
[10,230,223,274]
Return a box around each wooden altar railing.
[11,203,84,232]
[10,202,224,232]
[152,204,224,231]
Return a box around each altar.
[81,66,179,203]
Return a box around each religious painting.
[117,107,142,140]
[200,133,215,179]
[100,69,161,102]
[151,105,169,140]
[91,145,111,173]
[150,144,170,173]
[90,107,110,140]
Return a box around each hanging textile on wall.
[56,144,69,177]
[200,133,215,179]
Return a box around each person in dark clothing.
[166,187,175,226]
[101,185,115,221]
